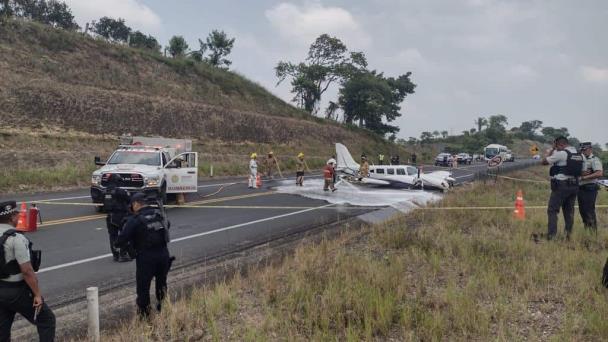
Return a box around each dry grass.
[96,166,608,341]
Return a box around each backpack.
[0,229,20,279]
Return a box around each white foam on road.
[274,179,442,212]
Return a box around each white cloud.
[581,66,608,83]
[64,0,161,33]
[508,64,538,81]
[265,2,370,49]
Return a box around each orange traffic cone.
[256,174,262,188]
[514,189,526,220]
[16,202,28,231]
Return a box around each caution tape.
[488,174,549,184]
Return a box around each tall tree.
[91,17,130,42]
[420,131,433,143]
[441,130,448,139]
[168,35,189,58]
[276,34,366,114]
[129,30,160,52]
[4,0,78,29]
[474,117,487,133]
[324,101,339,121]
[339,70,415,136]
[198,29,235,69]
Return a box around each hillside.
[0,19,405,192]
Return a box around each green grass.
[0,164,96,193]
[98,165,608,341]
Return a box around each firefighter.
[248,153,258,189]
[578,142,603,230]
[359,154,370,181]
[296,153,305,186]
[104,174,132,262]
[265,152,278,180]
[378,153,385,165]
[323,159,337,192]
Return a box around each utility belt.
[580,183,600,191]
[0,280,26,288]
[550,178,578,190]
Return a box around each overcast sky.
[64,0,607,145]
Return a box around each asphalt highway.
[3,160,537,308]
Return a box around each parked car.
[434,153,453,167]
[456,153,473,165]
[472,153,483,162]
[505,151,515,162]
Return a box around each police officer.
[116,193,172,317]
[578,142,603,230]
[542,136,580,240]
[378,153,384,165]
[0,201,55,341]
[104,174,131,262]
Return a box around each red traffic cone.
[514,189,526,220]
[16,202,28,231]
[256,174,262,188]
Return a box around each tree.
[517,120,543,139]
[129,30,161,52]
[432,130,440,139]
[276,34,367,114]
[339,70,415,136]
[91,17,130,42]
[474,117,487,133]
[3,0,78,29]
[541,126,569,142]
[324,101,339,121]
[197,30,235,69]
[441,130,448,139]
[168,35,189,58]
[420,131,433,143]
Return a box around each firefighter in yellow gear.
[359,154,370,180]
[296,152,306,186]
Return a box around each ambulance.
[91,136,198,208]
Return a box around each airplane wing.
[361,178,391,185]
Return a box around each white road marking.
[37,203,334,273]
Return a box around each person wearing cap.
[542,136,580,240]
[0,201,55,341]
[323,159,337,192]
[116,193,172,317]
[359,154,370,181]
[578,142,603,230]
[104,174,132,262]
[249,153,258,189]
[264,152,278,180]
[296,153,306,186]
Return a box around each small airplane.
[335,143,455,191]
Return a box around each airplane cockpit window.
[387,168,395,175]
[397,168,406,175]
[406,166,418,175]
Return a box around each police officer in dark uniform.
[542,136,582,240]
[116,193,172,317]
[104,174,131,262]
[578,142,603,230]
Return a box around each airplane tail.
[335,143,360,174]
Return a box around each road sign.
[488,155,504,168]
[530,145,539,155]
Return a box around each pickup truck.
[91,136,198,209]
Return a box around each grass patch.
[97,166,608,340]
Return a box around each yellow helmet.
[250,153,257,159]
[298,152,304,158]
[268,151,274,155]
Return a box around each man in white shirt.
[542,136,580,240]
[248,153,258,189]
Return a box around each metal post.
[86,287,100,342]
[210,165,214,177]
